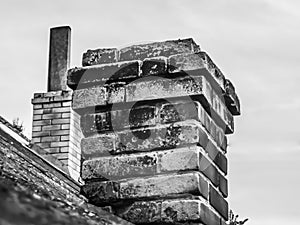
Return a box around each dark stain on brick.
[121,201,160,223]
[132,129,151,140]
[129,104,155,128]
[164,207,178,221]
[163,125,182,147]
[82,48,117,66]
[142,58,167,76]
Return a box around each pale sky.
[1,0,300,224]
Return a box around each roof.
[0,116,132,225]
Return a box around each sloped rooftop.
[0,115,132,225]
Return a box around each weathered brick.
[106,83,125,104]
[212,92,230,130]
[219,175,228,198]
[72,86,107,109]
[141,57,167,76]
[79,133,122,158]
[32,131,50,137]
[32,120,51,126]
[119,38,200,61]
[159,101,198,124]
[61,112,71,118]
[43,102,62,108]
[161,200,202,223]
[41,136,60,142]
[32,126,42,132]
[159,146,199,173]
[42,108,53,114]
[218,152,228,175]
[32,91,72,102]
[122,104,157,130]
[42,113,62,119]
[52,118,70,124]
[224,79,241,115]
[32,115,42,121]
[199,203,221,225]
[116,200,161,224]
[68,61,140,88]
[52,107,70,113]
[33,109,44,115]
[59,147,69,153]
[60,135,70,141]
[42,124,61,131]
[199,154,220,187]
[61,124,70,130]
[82,48,118,66]
[205,141,222,172]
[82,172,207,204]
[33,104,42,109]
[82,180,120,203]
[50,129,70,136]
[62,101,72,107]
[115,199,218,225]
[80,111,111,135]
[50,141,69,148]
[216,128,227,150]
[209,185,228,220]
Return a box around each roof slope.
[0,116,132,225]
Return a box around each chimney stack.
[47,26,71,91]
[31,26,82,181]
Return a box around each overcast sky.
[1,0,300,224]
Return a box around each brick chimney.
[31,26,82,181]
[67,38,240,224]
[31,26,241,224]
